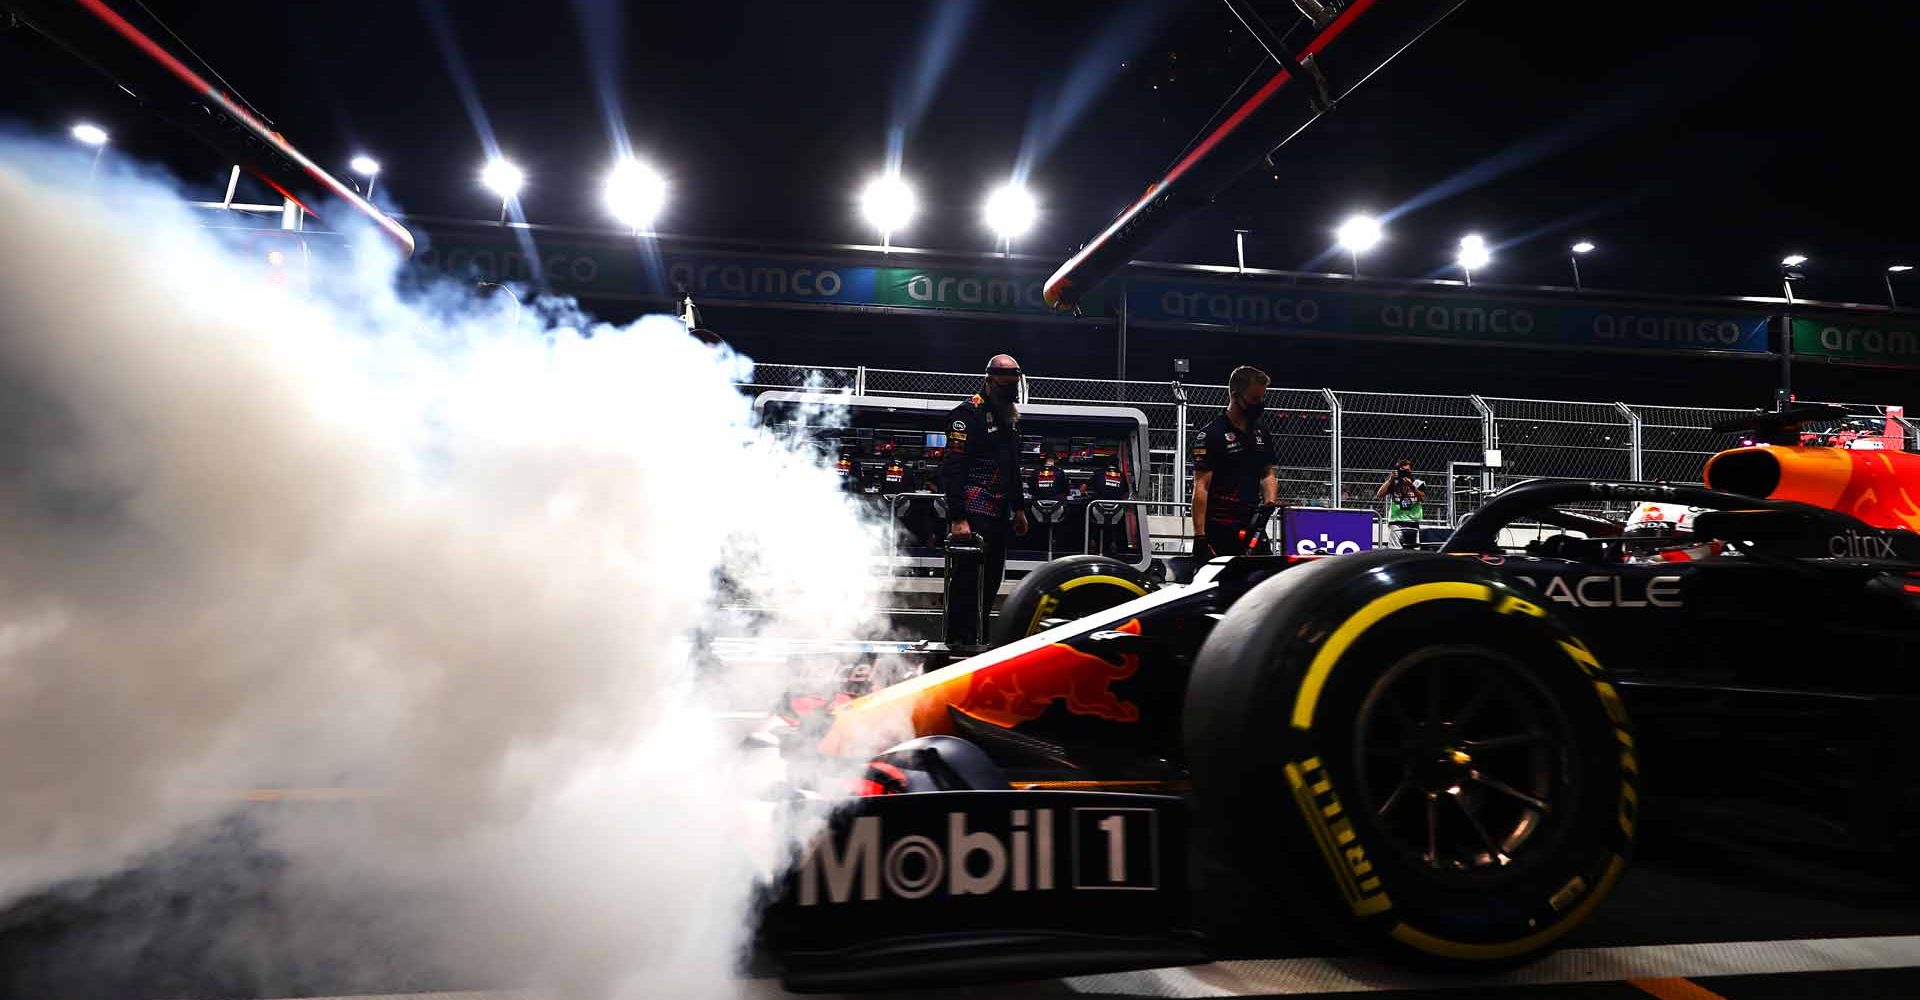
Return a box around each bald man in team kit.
[1191,365,1279,558]
[939,355,1032,646]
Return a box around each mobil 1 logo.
[1072,807,1159,890]
[771,792,1186,952]
[792,796,1168,906]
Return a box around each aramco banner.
[1121,278,1772,354]
[1792,316,1920,367]
[412,231,646,295]
[662,254,1082,315]
[409,226,1773,354]
[410,226,1080,316]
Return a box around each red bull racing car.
[759,404,1920,990]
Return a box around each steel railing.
[749,362,1902,530]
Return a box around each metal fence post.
[1614,401,1643,481]
[1172,380,1189,509]
[1469,394,1497,497]
[1894,411,1920,452]
[1322,387,1343,507]
[854,365,867,396]
[1445,461,1484,527]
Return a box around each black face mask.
[988,382,1018,405]
[1238,399,1265,423]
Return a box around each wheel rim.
[1352,644,1577,875]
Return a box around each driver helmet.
[1622,502,1721,562]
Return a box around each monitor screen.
[924,431,948,450]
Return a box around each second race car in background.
[1796,408,1908,451]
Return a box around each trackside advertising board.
[662,254,1093,316]
[1123,278,1772,354]
[410,226,1785,357]
[1282,507,1375,555]
[410,227,1090,315]
[1792,316,1920,367]
[412,233,646,296]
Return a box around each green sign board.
[1792,316,1920,366]
[872,266,1052,313]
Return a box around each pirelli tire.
[990,554,1155,646]
[1184,551,1636,968]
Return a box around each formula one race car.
[1797,410,1908,451]
[758,404,1920,990]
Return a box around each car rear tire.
[1184,551,1636,968]
[990,554,1154,646]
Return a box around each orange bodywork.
[819,619,1144,758]
[1704,445,1920,532]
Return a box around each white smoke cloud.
[0,138,885,997]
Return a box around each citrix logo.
[798,809,1055,905]
[1829,530,1897,558]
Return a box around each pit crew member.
[940,355,1033,645]
[1191,366,1278,558]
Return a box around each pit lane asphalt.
[10,826,1920,1000]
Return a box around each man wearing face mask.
[940,355,1033,646]
[1190,365,1279,559]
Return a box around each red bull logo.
[957,619,1142,726]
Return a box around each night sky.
[3,1,1917,304]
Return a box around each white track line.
[222,934,1920,1000]
[250,994,543,1000]
[1065,934,1920,996]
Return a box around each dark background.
[4,0,1916,403]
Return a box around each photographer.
[1374,459,1427,549]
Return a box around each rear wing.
[3,0,416,256]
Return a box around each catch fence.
[739,364,1916,525]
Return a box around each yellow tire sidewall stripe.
[1388,853,1627,961]
[1289,581,1493,730]
[1024,573,1148,636]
